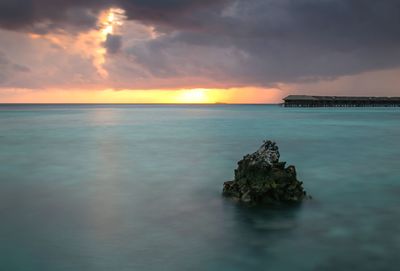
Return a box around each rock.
[223,140,308,205]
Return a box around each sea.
[0,104,399,271]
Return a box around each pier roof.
[283,95,318,101]
[283,95,400,101]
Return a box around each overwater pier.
[283,95,400,107]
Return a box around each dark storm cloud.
[0,0,107,33]
[104,34,122,54]
[1,0,400,87]
[0,0,227,32]
[124,0,400,85]
[118,0,229,31]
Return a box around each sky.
[0,0,399,103]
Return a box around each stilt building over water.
[283,95,400,107]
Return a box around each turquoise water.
[0,104,399,270]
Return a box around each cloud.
[0,0,227,33]
[104,34,122,54]
[0,0,400,91]
[0,29,102,89]
[120,0,400,87]
[0,0,106,33]
[0,50,30,84]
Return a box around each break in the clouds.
[0,0,400,92]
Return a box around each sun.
[178,89,211,103]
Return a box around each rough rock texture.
[223,140,308,205]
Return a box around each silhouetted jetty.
[283,95,400,107]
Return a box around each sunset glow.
[100,8,125,37]
[0,88,283,104]
[177,89,209,103]
[96,8,126,77]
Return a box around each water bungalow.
[283,95,400,107]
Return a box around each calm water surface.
[0,104,399,270]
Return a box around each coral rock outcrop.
[223,140,308,205]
